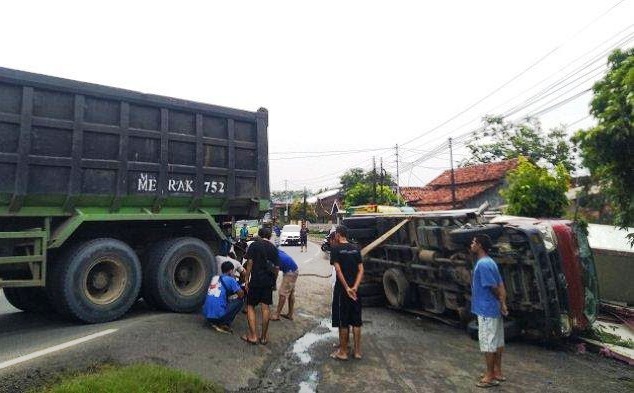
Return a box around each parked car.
[280,224,301,246]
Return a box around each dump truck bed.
[0,67,269,216]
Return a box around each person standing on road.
[203,261,245,333]
[239,223,249,242]
[471,234,508,388]
[241,227,280,345]
[272,220,281,248]
[271,249,299,321]
[330,225,364,361]
[219,223,234,257]
[299,221,309,252]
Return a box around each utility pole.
[449,137,456,209]
[395,144,400,206]
[302,187,307,222]
[372,156,377,204]
[379,158,384,205]
[284,179,289,222]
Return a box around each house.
[400,159,518,211]
[307,189,343,223]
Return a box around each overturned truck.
[343,208,599,340]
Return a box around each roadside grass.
[35,363,222,393]
[584,326,634,349]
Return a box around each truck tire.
[2,287,52,313]
[382,268,408,308]
[142,237,214,313]
[48,238,142,323]
[361,294,386,307]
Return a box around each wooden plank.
[361,218,410,257]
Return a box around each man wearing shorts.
[242,227,280,345]
[271,249,299,321]
[299,221,308,252]
[471,234,508,388]
[330,225,364,361]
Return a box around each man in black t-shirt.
[241,227,280,345]
[299,221,309,252]
[330,225,364,360]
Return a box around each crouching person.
[203,261,245,333]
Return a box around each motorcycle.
[321,232,334,253]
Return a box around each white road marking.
[0,328,118,370]
[302,249,322,265]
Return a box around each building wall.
[593,250,634,305]
[465,185,506,209]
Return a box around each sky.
[2,1,632,193]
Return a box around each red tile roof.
[400,159,518,211]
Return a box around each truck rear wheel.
[2,287,52,313]
[383,268,408,308]
[142,237,214,313]
[48,238,142,323]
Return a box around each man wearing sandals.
[471,235,508,388]
[330,225,364,361]
[241,227,280,345]
[271,249,299,321]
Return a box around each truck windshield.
[572,223,599,324]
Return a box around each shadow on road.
[0,300,157,336]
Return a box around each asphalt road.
[0,241,332,392]
[1,241,632,392]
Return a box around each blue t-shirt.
[278,249,298,274]
[202,274,242,320]
[471,256,503,318]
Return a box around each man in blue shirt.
[471,234,508,388]
[271,249,299,321]
[239,223,249,241]
[202,261,245,333]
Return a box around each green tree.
[573,48,634,245]
[339,168,366,194]
[463,116,576,172]
[500,157,570,218]
[344,184,397,207]
[289,200,317,222]
[339,167,395,198]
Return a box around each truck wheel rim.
[172,254,204,296]
[83,257,126,305]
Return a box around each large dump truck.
[343,209,600,340]
[0,67,269,323]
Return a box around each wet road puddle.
[292,318,337,364]
[250,316,336,393]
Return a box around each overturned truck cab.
[343,209,599,340]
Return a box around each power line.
[270,147,391,155]
[528,88,593,118]
[398,1,629,148]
